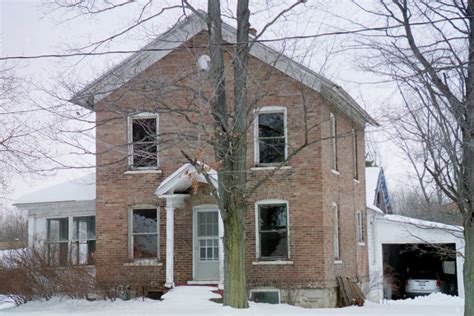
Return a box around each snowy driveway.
[0,286,464,316]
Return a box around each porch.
[155,163,224,289]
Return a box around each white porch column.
[161,194,188,289]
[218,210,224,290]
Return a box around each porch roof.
[155,163,217,197]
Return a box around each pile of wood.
[336,276,365,307]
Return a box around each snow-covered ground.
[0,286,464,316]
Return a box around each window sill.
[353,178,360,184]
[358,242,366,247]
[251,166,292,171]
[124,259,163,266]
[331,169,340,176]
[334,260,343,264]
[252,260,293,265]
[124,169,162,175]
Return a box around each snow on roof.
[365,167,384,214]
[15,174,96,205]
[71,11,377,127]
[383,214,463,233]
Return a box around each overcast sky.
[0,0,412,205]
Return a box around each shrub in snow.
[0,248,95,305]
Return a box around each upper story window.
[330,113,338,171]
[256,200,289,261]
[254,106,287,166]
[129,208,159,260]
[352,128,358,180]
[128,113,159,169]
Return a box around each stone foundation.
[280,287,338,308]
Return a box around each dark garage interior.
[382,243,458,299]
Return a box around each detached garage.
[365,168,465,302]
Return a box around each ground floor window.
[130,208,159,259]
[256,200,289,260]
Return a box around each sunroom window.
[71,216,96,265]
[257,202,289,260]
[46,218,69,266]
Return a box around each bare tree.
[354,1,474,314]
[41,0,371,309]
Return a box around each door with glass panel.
[193,207,219,280]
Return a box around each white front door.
[193,207,220,281]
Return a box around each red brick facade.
[91,30,369,305]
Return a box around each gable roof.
[155,163,217,196]
[71,11,377,126]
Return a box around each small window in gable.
[255,107,287,165]
[130,208,159,259]
[128,114,159,169]
[256,201,289,260]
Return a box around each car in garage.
[405,271,442,297]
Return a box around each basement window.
[254,106,287,166]
[130,208,159,259]
[250,289,281,304]
[256,200,289,260]
[128,113,159,169]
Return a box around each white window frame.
[330,113,338,172]
[46,217,69,266]
[128,206,160,261]
[71,216,96,265]
[352,128,359,180]
[127,112,160,170]
[255,199,290,261]
[253,106,288,166]
[333,202,340,261]
[356,210,365,245]
[46,214,96,266]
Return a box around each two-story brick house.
[18,12,377,308]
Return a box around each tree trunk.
[208,0,250,308]
[465,2,474,315]
[465,221,474,316]
[223,205,248,307]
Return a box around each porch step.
[186,280,219,286]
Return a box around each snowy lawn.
[0,286,464,316]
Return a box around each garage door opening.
[382,243,457,299]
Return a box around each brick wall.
[93,31,368,291]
